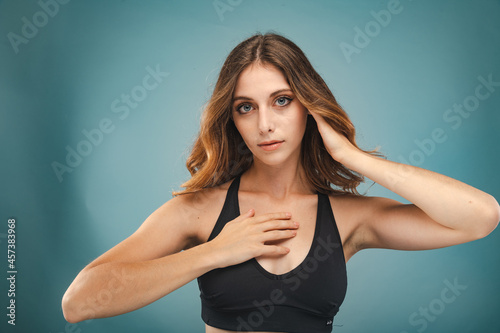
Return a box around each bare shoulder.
[80,180,234,272]
[172,179,234,247]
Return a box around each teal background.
[1,0,499,332]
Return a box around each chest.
[197,190,348,325]
[239,192,319,276]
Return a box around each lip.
[257,140,284,151]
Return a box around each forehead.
[233,63,290,98]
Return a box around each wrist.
[199,240,226,270]
[332,147,366,168]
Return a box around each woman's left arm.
[311,111,500,250]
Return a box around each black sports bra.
[197,175,347,332]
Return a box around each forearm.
[340,150,500,233]
[62,242,218,323]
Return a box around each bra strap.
[206,175,241,242]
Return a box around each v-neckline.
[233,175,321,280]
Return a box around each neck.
[241,157,314,199]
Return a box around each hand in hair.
[308,110,359,164]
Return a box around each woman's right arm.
[61,193,216,323]
[62,191,298,323]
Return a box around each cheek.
[285,107,308,133]
[290,109,308,145]
[233,118,252,143]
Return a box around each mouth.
[257,140,284,151]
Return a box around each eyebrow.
[232,88,294,103]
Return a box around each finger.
[262,229,297,243]
[260,220,299,232]
[251,212,292,223]
[262,245,290,256]
[308,109,331,127]
[245,208,255,217]
[235,208,255,222]
[310,111,327,126]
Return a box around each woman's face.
[232,63,308,167]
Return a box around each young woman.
[62,33,500,333]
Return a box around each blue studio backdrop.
[1,0,499,332]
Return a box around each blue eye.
[275,97,292,107]
[237,104,253,113]
[235,97,292,114]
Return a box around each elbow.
[62,284,91,324]
[62,290,80,323]
[473,195,500,239]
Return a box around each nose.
[258,107,275,134]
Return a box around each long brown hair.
[173,32,379,196]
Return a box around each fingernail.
[294,222,299,227]
[286,212,291,218]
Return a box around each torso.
[187,178,364,333]
[191,181,360,265]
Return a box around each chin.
[253,151,297,167]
